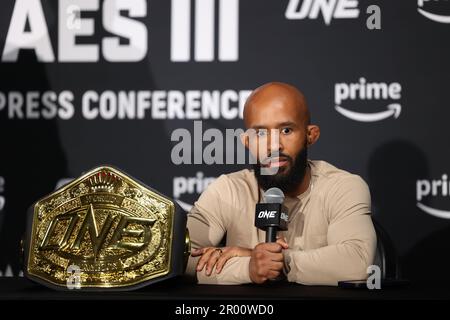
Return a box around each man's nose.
[267,130,283,155]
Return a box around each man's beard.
[253,146,308,194]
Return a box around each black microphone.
[255,187,288,242]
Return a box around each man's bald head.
[243,82,310,128]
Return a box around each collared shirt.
[186,160,377,286]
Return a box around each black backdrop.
[0,0,449,287]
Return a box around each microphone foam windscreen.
[263,187,285,204]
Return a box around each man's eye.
[281,128,292,135]
[256,130,267,137]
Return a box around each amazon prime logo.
[418,0,450,24]
[334,77,402,122]
[417,174,450,219]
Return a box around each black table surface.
[0,277,448,300]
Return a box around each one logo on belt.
[170,0,239,62]
[40,203,155,260]
[417,0,450,24]
[334,77,402,122]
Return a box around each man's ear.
[240,132,249,149]
[306,125,320,146]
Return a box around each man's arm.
[283,175,377,286]
[186,175,253,285]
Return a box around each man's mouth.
[261,157,290,168]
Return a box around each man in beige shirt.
[186,82,376,286]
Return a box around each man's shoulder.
[200,169,259,209]
[223,168,256,183]
[310,160,371,220]
[310,160,369,194]
[216,169,257,192]
[204,169,258,198]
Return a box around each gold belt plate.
[25,166,175,289]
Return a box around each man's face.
[244,94,309,193]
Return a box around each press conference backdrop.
[0,0,449,287]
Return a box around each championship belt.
[23,166,190,291]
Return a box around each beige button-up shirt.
[186,160,376,286]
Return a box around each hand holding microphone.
[255,187,288,242]
[249,188,289,283]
